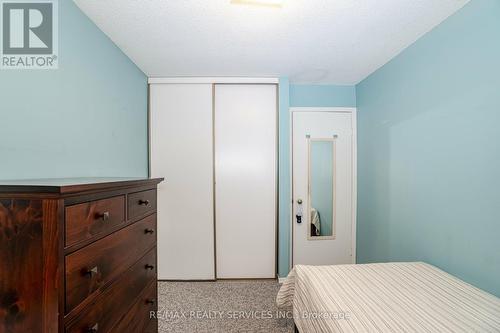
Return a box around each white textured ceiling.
[73,0,469,84]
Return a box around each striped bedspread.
[277,262,500,333]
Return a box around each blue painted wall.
[278,77,291,277]
[356,0,500,296]
[278,83,356,277]
[290,85,356,107]
[0,0,148,180]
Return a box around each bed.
[277,262,500,333]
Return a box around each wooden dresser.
[0,178,163,333]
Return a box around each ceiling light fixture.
[230,0,284,8]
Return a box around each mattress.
[277,262,500,332]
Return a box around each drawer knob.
[84,266,99,277]
[87,323,99,333]
[145,264,155,270]
[146,298,156,305]
[96,211,110,221]
[138,199,150,206]
[144,228,155,234]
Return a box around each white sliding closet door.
[214,84,277,279]
[150,84,215,280]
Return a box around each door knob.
[296,199,303,224]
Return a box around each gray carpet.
[158,280,294,333]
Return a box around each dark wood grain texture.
[65,249,157,333]
[109,279,158,333]
[42,200,60,333]
[0,178,162,333]
[0,178,163,194]
[65,214,156,314]
[128,189,157,220]
[0,199,44,333]
[65,195,125,247]
[0,199,60,333]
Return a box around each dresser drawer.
[65,248,157,333]
[65,214,156,314]
[65,196,125,247]
[111,281,157,333]
[128,189,157,220]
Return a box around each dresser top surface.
[0,177,164,194]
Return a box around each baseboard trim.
[217,278,276,281]
[158,279,216,282]
[159,277,281,282]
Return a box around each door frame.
[289,107,357,269]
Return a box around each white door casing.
[292,109,356,266]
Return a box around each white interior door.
[292,111,354,266]
[215,84,277,279]
[150,84,215,280]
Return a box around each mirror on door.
[308,139,335,238]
